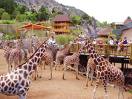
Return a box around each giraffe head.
[82,40,98,59]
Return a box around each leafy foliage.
[25,11,37,22]
[0,8,5,18]
[56,34,75,45]
[16,14,26,22]
[1,12,11,20]
[2,33,16,40]
[37,7,51,21]
[0,20,15,24]
[71,16,81,25]
[96,21,110,28]
[0,0,17,14]
[82,14,93,25]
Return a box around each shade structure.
[21,23,51,30]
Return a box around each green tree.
[1,12,11,20]
[0,8,5,19]
[12,10,20,19]
[25,11,37,21]
[16,14,26,22]
[16,5,28,14]
[37,7,51,21]
[96,21,110,28]
[71,16,81,25]
[0,0,17,14]
[82,14,93,25]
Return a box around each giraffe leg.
[62,64,67,80]
[34,67,38,80]
[103,81,108,99]
[86,66,89,87]
[39,64,42,78]
[55,59,59,70]
[90,69,94,86]
[19,95,26,99]
[49,62,53,80]
[93,81,99,99]
[54,62,57,70]
[43,62,46,70]
[118,86,124,99]
[75,64,79,80]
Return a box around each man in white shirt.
[47,35,56,45]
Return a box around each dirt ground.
[0,49,131,99]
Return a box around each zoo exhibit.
[0,0,132,99]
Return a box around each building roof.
[97,27,112,36]
[53,15,70,22]
[124,17,132,24]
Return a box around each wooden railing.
[53,29,70,33]
[70,43,132,64]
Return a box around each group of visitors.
[108,37,128,46]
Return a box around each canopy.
[21,23,51,30]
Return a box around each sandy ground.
[0,49,131,99]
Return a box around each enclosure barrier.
[70,43,132,61]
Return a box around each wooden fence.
[70,43,132,64]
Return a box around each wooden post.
[130,44,132,65]
[105,44,110,58]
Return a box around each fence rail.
[70,43,132,64]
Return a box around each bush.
[16,14,26,22]
[55,34,75,45]
[71,16,81,25]
[1,12,11,20]
[2,33,16,40]
[0,20,15,24]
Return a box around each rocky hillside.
[15,0,97,37]
[15,0,86,16]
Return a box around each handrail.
[70,43,132,59]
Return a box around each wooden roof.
[20,23,51,30]
[53,15,70,22]
[124,17,132,24]
[97,27,112,36]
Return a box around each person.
[108,37,114,45]
[31,35,39,52]
[92,39,97,45]
[123,37,128,44]
[32,35,38,45]
[47,35,56,46]
[117,39,123,52]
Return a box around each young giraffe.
[86,57,96,86]
[62,48,82,80]
[39,48,54,80]
[86,57,110,87]
[0,41,47,99]
[83,40,125,99]
[55,44,70,70]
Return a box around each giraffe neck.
[18,42,46,75]
[86,42,105,68]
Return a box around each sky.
[56,0,132,23]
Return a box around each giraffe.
[41,49,54,80]
[55,44,70,70]
[62,48,82,80]
[33,44,58,80]
[86,57,110,87]
[83,40,125,99]
[0,41,47,99]
[86,57,96,86]
[3,43,27,72]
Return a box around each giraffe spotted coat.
[0,41,47,99]
[83,41,125,99]
[62,49,82,80]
